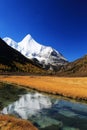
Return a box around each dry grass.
[0,114,38,130]
[0,75,87,100]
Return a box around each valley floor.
[0,75,87,100]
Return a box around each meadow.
[0,75,87,100]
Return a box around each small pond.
[0,83,87,130]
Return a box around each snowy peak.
[3,34,68,70]
[19,34,41,48]
[3,37,17,48]
[18,34,42,57]
[21,34,32,43]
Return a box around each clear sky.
[0,0,87,61]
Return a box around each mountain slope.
[0,38,45,73]
[3,34,68,70]
[0,37,87,76]
[57,55,87,76]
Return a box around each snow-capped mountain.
[3,34,68,70]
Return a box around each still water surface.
[2,89,87,130]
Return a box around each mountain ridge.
[1,35,87,76]
[0,38,46,74]
[3,34,68,70]
[57,54,87,76]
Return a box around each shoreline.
[0,114,38,130]
[0,75,87,101]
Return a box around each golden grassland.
[0,114,38,130]
[0,75,87,100]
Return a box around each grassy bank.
[0,82,38,130]
[0,75,87,101]
[0,82,27,110]
[0,114,38,130]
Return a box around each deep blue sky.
[0,0,87,61]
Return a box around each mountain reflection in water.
[2,91,87,130]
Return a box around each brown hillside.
[57,55,87,76]
[0,38,45,74]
